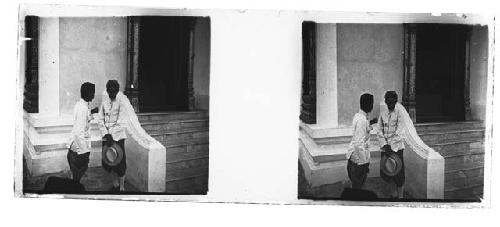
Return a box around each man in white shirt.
[346,93,378,189]
[67,82,98,183]
[377,91,406,198]
[98,80,127,192]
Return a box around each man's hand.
[369,118,378,125]
[103,134,114,146]
[91,107,99,114]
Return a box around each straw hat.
[380,151,403,176]
[102,142,124,166]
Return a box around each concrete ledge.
[125,134,166,192]
[300,123,353,139]
[24,133,102,176]
[404,144,444,199]
[299,130,381,189]
[123,108,167,192]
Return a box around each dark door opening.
[138,17,193,112]
[415,24,467,123]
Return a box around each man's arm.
[90,107,99,114]
[394,108,405,142]
[116,99,129,128]
[97,102,109,137]
[349,118,365,162]
[376,114,388,149]
[73,105,90,153]
[368,117,377,132]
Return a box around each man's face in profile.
[385,97,397,111]
[107,87,119,101]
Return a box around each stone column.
[315,24,338,128]
[23,16,39,113]
[300,22,317,124]
[38,17,60,116]
[125,17,140,113]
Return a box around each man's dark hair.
[106,80,120,90]
[80,82,95,99]
[384,91,398,101]
[360,93,374,113]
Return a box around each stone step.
[150,128,209,146]
[441,147,484,160]
[34,123,102,134]
[138,111,208,122]
[445,166,483,184]
[165,142,209,154]
[431,139,484,155]
[34,140,102,153]
[35,125,72,134]
[415,121,484,133]
[34,143,68,153]
[141,119,208,134]
[444,175,484,194]
[312,143,381,164]
[420,129,485,145]
[166,151,209,172]
[314,134,378,145]
[165,174,208,194]
[444,184,483,201]
[445,153,484,172]
[153,137,209,150]
[445,160,484,174]
[165,165,209,182]
[26,147,103,176]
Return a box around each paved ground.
[23,163,139,194]
[298,161,411,201]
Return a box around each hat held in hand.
[380,151,403,176]
[102,142,124,166]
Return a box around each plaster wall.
[336,24,404,125]
[59,17,127,114]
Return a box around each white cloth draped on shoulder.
[379,102,436,156]
[100,91,154,147]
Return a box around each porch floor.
[298,163,480,202]
[23,160,140,194]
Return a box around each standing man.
[346,93,378,190]
[377,91,406,199]
[67,82,98,184]
[98,80,127,192]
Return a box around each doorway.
[138,17,194,112]
[415,24,468,123]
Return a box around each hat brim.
[102,143,124,166]
[380,152,403,176]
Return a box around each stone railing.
[120,96,166,193]
[381,103,444,199]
